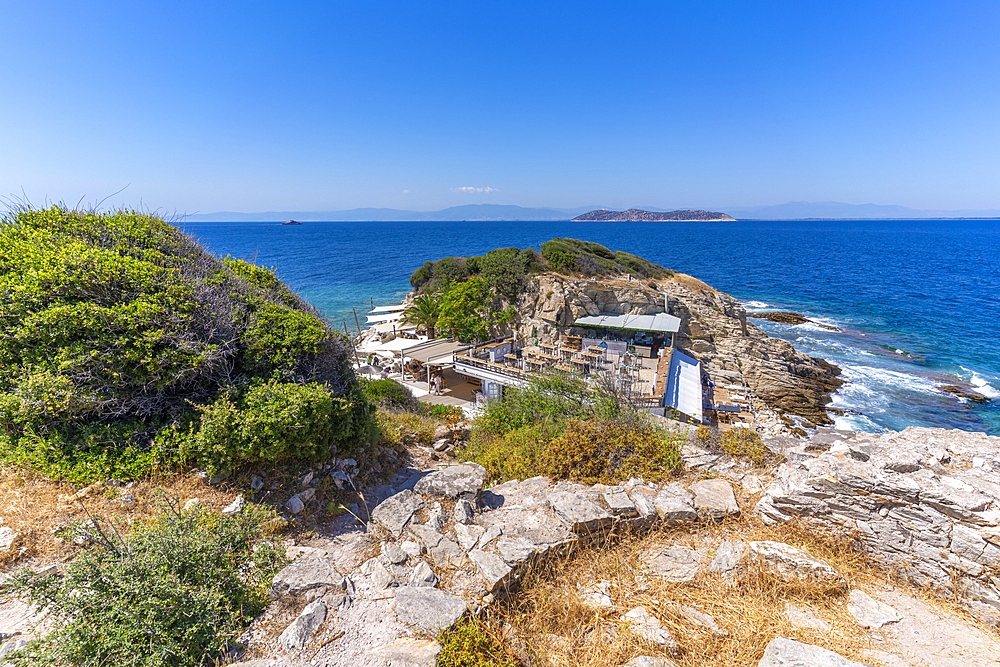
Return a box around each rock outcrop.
[757,426,1000,622]
[513,272,842,425]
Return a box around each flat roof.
[574,312,681,334]
[663,348,703,422]
[366,312,403,323]
[403,338,470,364]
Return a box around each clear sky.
[3,1,999,213]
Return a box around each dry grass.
[0,466,241,568]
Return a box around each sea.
[173,218,1000,436]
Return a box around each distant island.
[572,208,736,222]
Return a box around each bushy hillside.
[0,207,369,481]
[540,238,674,278]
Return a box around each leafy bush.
[719,426,768,465]
[362,377,421,411]
[478,247,533,299]
[0,206,366,481]
[438,616,516,667]
[540,238,673,278]
[375,409,440,447]
[6,500,286,667]
[422,403,465,422]
[431,257,470,286]
[460,372,683,485]
[436,277,516,343]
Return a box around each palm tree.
[402,293,441,339]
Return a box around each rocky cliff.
[512,272,842,425]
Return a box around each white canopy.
[574,311,681,334]
[366,312,404,323]
[370,304,406,313]
[664,349,703,422]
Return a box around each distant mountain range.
[183,201,1000,222]
[573,208,735,222]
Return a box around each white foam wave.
[958,366,1000,399]
[743,300,771,309]
[841,364,940,395]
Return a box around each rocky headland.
[572,209,737,222]
[512,272,843,426]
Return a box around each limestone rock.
[382,541,408,565]
[689,478,740,519]
[621,606,677,648]
[370,637,442,667]
[626,486,660,524]
[270,553,342,598]
[413,464,486,504]
[547,490,616,533]
[757,637,872,666]
[785,603,831,632]
[394,586,467,632]
[620,657,678,667]
[285,495,304,515]
[749,541,846,590]
[372,490,425,536]
[475,506,571,550]
[579,580,615,609]
[278,600,326,652]
[671,603,727,636]
[454,523,485,552]
[847,590,902,629]
[641,546,708,583]
[222,496,245,514]
[453,499,475,524]
[408,524,468,568]
[495,536,537,565]
[361,556,396,590]
[469,549,512,591]
[652,483,697,524]
[708,540,748,573]
[407,561,439,588]
[0,528,17,553]
[600,488,639,517]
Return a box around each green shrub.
[375,409,439,447]
[437,616,516,667]
[410,261,433,289]
[436,277,516,343]
[169,379,368,474]
[422,403,465,422]
[458,423,557,484]
[431,257,469,286]
[478,247,531,299]
[539,238,673,279]
[5,500,286,667]
[0,206,365,481]
[719,426,768,465]
[362,377,420,411]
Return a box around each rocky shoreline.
[512,272,843,426]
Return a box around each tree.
[436,277,515,343]
[402,293,441,339]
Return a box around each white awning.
[574,311,680,334]
[366,312,403,323]
[370,304,406,313]
[664,349,703,422]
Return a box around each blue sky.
[3,1,999,213]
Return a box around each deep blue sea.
[173,219,1000,436]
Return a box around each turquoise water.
[174,218,1000,435]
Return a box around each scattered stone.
[270,553,342,598]
[641,546,709,583]
[626,486,660,524]
[785,603,831,632]
[652,484,697,524]
[413,464,486,504]
[433,424,451,440]
[301,471,314,487]
[671,603,727,636]
[689,478,740,519]
[361,556,396,590]
[408,561,439,587]
[495,536,537,565]
[409,524,468,567]
[708,540,748,573]
[620,657,678,667]
[372,490,426,536]
[757,637,870,666]
[286,495,305,515]
[469,549,513,591]
[453,499,475,524]
[222,496,245,515]
[118,493,137,509]
[370,637,443,667]
[382,541,408,565]
[394,586,468,633]
[183,498,200,511]
[579,580,615,609]
[298,487,315,502]
[401,540,422,557]
[454,523,485,552]
[749,541,847,590]
[621,606,677,648]
[600,488,639,517]
[250,475,264,491]
[476,524,503,549]
[433,439,451,452]
[278,599,326,652]
[847,590,902,629]
[0,528,17,553]
[547,490,615,533]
